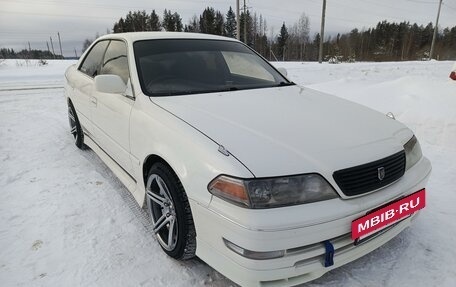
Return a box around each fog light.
[223,238,285,260]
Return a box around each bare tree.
[298,13,310,59]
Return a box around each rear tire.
[68,101,86,150]
[145,163,196,260]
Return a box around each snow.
[0,60,74,90]
[1,59,455,286]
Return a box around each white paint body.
[65,32,431,287]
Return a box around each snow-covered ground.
[0,60,71,90]
[0,59,455,287]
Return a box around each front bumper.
[190,157,431,287]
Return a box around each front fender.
[129,94,253,207]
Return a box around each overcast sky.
[1,0,455,57]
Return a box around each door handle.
[90,97,97,106]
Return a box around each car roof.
[97,31,239,43]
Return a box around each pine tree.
[124,11,134,31]
[185,15,200,32]
[199,7,224,35]
[225,6,237,38]
[113,17,125,33]
[200,7,216,34]
[163,10,183,32]
[162,9,174,31]
[240,11,253,45]
[173,12,183,32]
[148,10,161,31]
[215,11,224,35]
[277,22,288,60]
[132,10,148,31]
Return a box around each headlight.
[404,135,423,171]
[208,173,338,208]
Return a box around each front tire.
[145,163,196,259]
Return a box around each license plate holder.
[351,189,426,243]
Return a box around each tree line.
[0,48,64,60]
[109,7,309,62]
[2,6,454,61]
[110,7,455,62]
[322,21,456,61]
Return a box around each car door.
[91,40,134,176]
[74,40,109,137]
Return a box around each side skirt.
[83,132,142,204]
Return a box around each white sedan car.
[65,32,431,286]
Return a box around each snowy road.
[1,60,455,286]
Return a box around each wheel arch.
[141,154,186,206]
[142,154,172,184]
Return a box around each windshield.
[133,39,292,96]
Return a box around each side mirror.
[277,67,288,77]
[94,74,126,94]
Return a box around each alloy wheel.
[146,174,178,251]
[68,105,78,143]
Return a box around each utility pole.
[243,0,247,44]
[50,36,55,59]
[74,48,77,58]
[318,0,327,63]
[236,0,240,40]
[429,0,442,60]
[28,42,31,52]
[46,41,50,54]
[57,32,64,59]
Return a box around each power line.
[0,31,91,36]
[406,0,439,4]
[359,0,428,12]
[332,1,423,22]
[0,9,117,19]
[0,0,227,15]
[0,0,228,10]
[2,1,453,28]
[443,2,456,11]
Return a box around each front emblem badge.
[377,167,385,181]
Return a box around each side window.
[100,40,129,84]
[79,41,109,77]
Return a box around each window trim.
[78,38,135,100]
[78,39,110,78]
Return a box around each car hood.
[150,85,412,180]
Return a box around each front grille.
[333,150,406,196]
